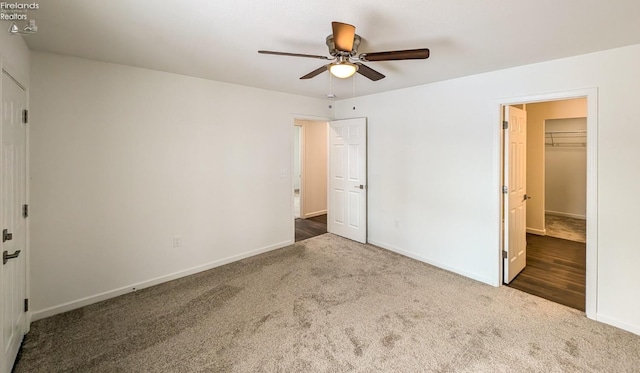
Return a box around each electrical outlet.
[173,235,182,248]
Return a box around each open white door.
[503,106,527,283]
[328,118,367,243]
[1,71,28,373]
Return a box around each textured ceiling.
[23,0,640,99]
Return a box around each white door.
[1,71,28,373]
[328,118,367,243]
[503,106,527,283]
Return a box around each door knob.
[354,185,367,190]
[3,250,20,265]
[2,229,12,242]
[523,194,531,201]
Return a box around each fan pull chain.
[352,73,356,98]
[327,72,335,109]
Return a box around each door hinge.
[2,229,12,242]
[24,298,29,312]
[502,120,508,129]
[22,109,28,124]
[502,250,508,259]
[23,204,29,218]
[502,186,508,194]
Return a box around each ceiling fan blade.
[360,48,430,62]
[332,22,356,52]
[300,64,330,79]
[258,50,330,60]
[355,63,385,81]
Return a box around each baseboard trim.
[526,227,546,235]
[596,313,640,336]
[30,239,294,322]
[368,239,497,287]
[302,209,327,219]
[545,210,586,220]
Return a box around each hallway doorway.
[293,119,328,242]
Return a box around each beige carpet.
[14,234,640,372]
[545,214,586,243]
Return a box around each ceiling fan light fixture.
[329,61,358,79]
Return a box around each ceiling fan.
[258,21,430,81]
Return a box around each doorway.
[293,119,328,242]
[292,117,368,244]
[498,90,598,319]
[509,109,588,310]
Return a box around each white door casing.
[1,70,28,373]
[503,106,527,283]
[328,118,367,243]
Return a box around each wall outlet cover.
[173,235,182,248]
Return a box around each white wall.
[29,51,331,318]
[335,44,640,335]
[545,118,587,218]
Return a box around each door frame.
[293,124,303,219]
[495,88,598,320]
[0,59,31,373]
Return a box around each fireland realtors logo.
[1,2,39,34]
[1,2,38,20]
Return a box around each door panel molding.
[328,118,367,243]
[503,106,527,283]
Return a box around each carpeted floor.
[545,214,586,243]
[14,234,640,372]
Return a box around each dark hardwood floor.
[295,214,327,242]
[507,233,586,311]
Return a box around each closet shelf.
[545,130,586,147]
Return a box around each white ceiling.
[23,0,640,99]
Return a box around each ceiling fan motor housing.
[326,34,361,57]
